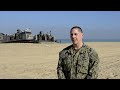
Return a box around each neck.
[73,42,83,50]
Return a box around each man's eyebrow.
[71,33,78,35]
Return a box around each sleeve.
[86,49,99,79]
[57,52,66,79]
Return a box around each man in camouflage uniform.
[57,26,99,79]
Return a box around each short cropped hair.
[70,26,83,33]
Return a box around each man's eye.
[71,33,77,36]
[74,33,77,35]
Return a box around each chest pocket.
[77,52,89,74]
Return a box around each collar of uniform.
[67,43,86,55]
[66,44,74,55]
[79,43,86,54]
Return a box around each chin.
[73,42,77,45]
[72,40,77,44]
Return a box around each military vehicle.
[0,28,56,43]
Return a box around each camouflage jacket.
[57,43,99,79]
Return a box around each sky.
[0,11,120,40]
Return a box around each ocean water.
[57,39,120,43]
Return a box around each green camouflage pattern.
[57,43,99,79]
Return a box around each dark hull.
[2,40,55,43]
[3,40,35,43]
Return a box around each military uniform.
[57,43,99,79]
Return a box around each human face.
[70,28,83,45]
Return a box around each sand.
[0,42,120,79]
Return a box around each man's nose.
[72,34,75,38]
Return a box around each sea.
[57,39,120,43]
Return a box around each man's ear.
[82,33,83,37]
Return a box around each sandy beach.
[0,42,120,79]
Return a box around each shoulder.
[84,44,99,62]
[59,44,73,57]
[83,44,98,56]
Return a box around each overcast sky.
[0,11,120,40]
